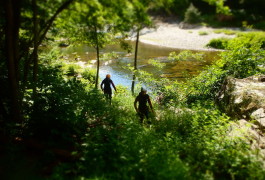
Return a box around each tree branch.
[37,0,74,46]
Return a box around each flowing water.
[61,41,220,88]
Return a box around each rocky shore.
[137,20,236,51]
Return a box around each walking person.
[134,87,154,123]
[100,74,117,104]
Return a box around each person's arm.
[111,81,117,91]
[147,96,154,112]
[134,97,139,113]
[100,80,104,91]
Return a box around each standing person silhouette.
[100,74,117,104]
[134,87,154,123]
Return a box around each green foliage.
[119,39,133,53]
[206,37,230,49]
[18,43,265,179]
[4,1,265,179]
[203,0,231,15]
[184,3,201,24]
[65,64,80,76]
[221,41,265,78]
[213,29,237,35]
[148,59,166,69]
[185,34,265,103]
[169,50,204,62]
[81,68,96,82]
[242,21,253,30]
[186,64,226,103]
[208,31,265,50]
[100,52,120,61]
[254,21,265,30]
[51,92,265,179]
[198,31,208,35]
[23,55,97,146]
[235,32,265,49]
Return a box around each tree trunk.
[0,97,8,121]
[32,0,38,97]
[4,0,22,122]
[131,28,140,95]
[95,26,100,89]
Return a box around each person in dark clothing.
[101,74,117,104]
[134,87,154,123]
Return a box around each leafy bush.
[67,65,78,76]
[213,29,237,35]
[184,3,201,24]
[221,40,265,78]
[206,37,230,49]
[254,21,265,30]
[198,31,208,35]
[207,31,265,50]
[235,32,265,49]
[185,36,265,103]
[81,68,96,82]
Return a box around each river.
[61,41,219,88]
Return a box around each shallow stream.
[61,41,220,88]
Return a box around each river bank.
[135,19,236,51]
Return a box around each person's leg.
[103,92,112,104]
[138,112,144,123]
[108,93,112,105]
[144,110,151,124]
[104,93,108,100]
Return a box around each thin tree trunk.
[32,0,38,97]
[0,97,8,121]
[131,28,140,95]
[13,0,21,82]
[5,0,22,122]
[95,26,100,89]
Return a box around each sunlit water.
[61,41,219,89]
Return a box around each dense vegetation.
[1,0,265,179]
[207,31,265,50]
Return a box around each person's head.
[106,74,111,79]
[141,87,147,94]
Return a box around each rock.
[217,75,265,156]
[58,43,69,47]
[229,119,265,157]
[258,75,265,82]
[216,75,265,121]
[251,108,265,128]
[178,22,200,29]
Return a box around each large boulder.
[217,75,265,156]
[216,75,265,126]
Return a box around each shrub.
[81,68,96,82]
[184,3,201,24]
[213,29,237,35]
[187,37,265,103]
[222,40,265,78]
[254,21,265,30]
[198,31,208,35]
[236,32,265,49]
[206,38,230,49]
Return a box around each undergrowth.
[7,41,265,179]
